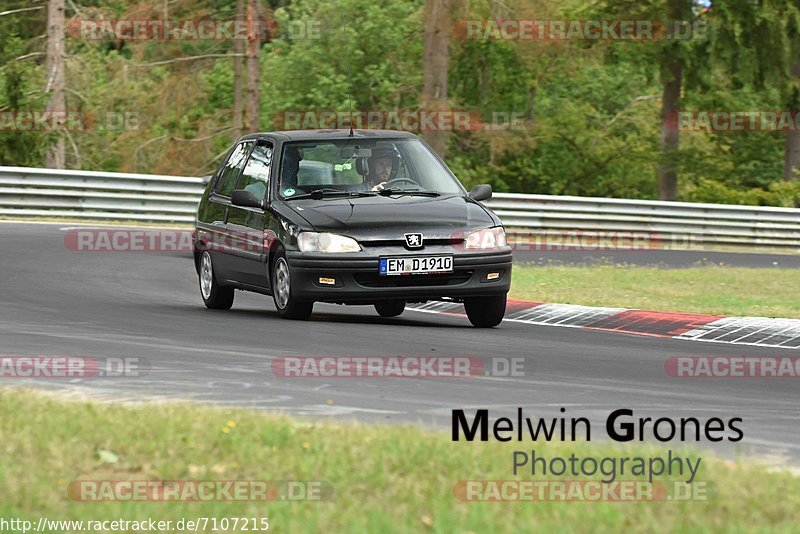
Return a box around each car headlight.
[298,232,361,253]
[465,227,507,249]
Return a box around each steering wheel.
[384,177,419,189]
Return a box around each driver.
[364,147,398,191]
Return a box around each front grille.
[354,270,474,288]
[360,238,463,248]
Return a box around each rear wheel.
[464,294,507,328]
[374,299,405,318]
[199,250,234,310]
[271,251,313,320]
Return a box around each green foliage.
[0,16,46,167]
[684,177,800,207]
[1,0,799,206]
[450,61,660,198]
[451,40,530,112]
[261,0,423,122]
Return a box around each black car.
[194,129,512,327]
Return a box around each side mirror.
[231,189,264,210]
[468,184,492,202]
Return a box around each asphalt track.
[1,222,799,464]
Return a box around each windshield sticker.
[283,188,296,197]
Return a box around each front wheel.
[375,300,405,318]
[199,250,234,310]
[464,294,507,328]
[271,251,313,320]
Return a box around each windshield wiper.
[286,188,377,200]
[377,188,440,197]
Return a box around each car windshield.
[277,138,464,199]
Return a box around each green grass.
[2,389,800,532]
[511,265,800,319]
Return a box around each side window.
[214,141,252,197]
[238,142,273,201]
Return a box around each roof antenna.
[341,14,355,137]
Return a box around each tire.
[271,250,314,320]
[464,294,507,328]
[199,250,234,310]
[375,299,405,318]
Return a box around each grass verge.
[1,389,799,532]
[511,265,800,319]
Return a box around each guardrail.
[1,166,799,249]
[488,193,800,249]
[0,166,206,223]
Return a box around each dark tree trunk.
[422,0,451,157]
[244,0,260,133]
[657,0,691,200]
[785,129,800,180]
[233,0,244,139]
[45,0,66,168]
[658,59,682,200]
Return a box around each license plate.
[379,256,453,276]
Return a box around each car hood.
[283,194,497,240]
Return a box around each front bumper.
[286,247,512,303]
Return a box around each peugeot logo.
[404,233,423,249]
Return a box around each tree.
[260,0,422,123]
[708,0,800,182]
[233,0,245,139]
[45,0,65,168]
[245,0,261,132]
[782,10,800,181]
[785,60,800,179]
[657,0,692,200]
[422,0,452,156]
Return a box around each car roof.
[239,129,419,142]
